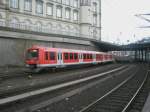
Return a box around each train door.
[79,53,83,63]
[58,50,63,66]
[93,53,96,63]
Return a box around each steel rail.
[121,70,149,112]
[79,68,139,112]
[0,65,126,105]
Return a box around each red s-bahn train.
[26,46,114,70]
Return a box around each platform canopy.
[92,38,150,51]
[91,40,121,51]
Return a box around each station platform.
[142,93,150,112]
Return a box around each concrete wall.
[0,37,98,67]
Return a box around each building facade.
[0,0,101,67]
[0,0,101,40]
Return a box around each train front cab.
[26,47,58,69]
[26,47,40,68]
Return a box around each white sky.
[101,0,150,44]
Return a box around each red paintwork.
[96,54,103,61]
[83,53,93,62]
[26,46,114,68]
[63,52,79,63]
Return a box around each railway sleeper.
[94,105,124,112]
[95,102,127,109]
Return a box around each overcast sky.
[101,0,150,44]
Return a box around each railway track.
[80,65,149,112]
[0,64,147,112]
[0,64,132,112]
[28,65,139,112]
[0,65,126,105]
[0,63,118,80]
[126,67,150,112]
[0,64,124,98]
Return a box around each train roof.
[29,46,110,54]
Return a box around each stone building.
[0,0,101,40]
[0,0,101,66]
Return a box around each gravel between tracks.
[0,64,123,98]
[0,64,134,112]
[81,64,148,112]
[33,64,138,112]
[127,68,150,112]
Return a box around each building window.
[47,23,52,29]
[47,3,53,16]
[80,0,91,6]
[57,0,62,3]
[10,17,20,28]
[73,0,78,8]
[56,6,62,18]
[93,2,97,12]
[93,14,97,25]
[65,8,70,19]
[36,0,43,14]
[57,24,62,30]
[24,0,32,11]
[35,21,42,31]
[10,18,19,24]
[0,14,2,19]
[93,29,97,37]
[23,19,32,29]
[10,0,19,8]
[73,10,78,21]
[65,0,70,5]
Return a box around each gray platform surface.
[142,93,150,112]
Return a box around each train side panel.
[26,46,114,69]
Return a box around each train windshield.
[27,49,38,59]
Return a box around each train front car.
[26,47,39,69]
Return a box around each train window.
[100,55,102,59]
[90,54,92,59]
[79,53,82,59]
[96,54,98,59]
[78,54,80,59]
[64,53,69,60]
[58,54,59,60]
[83,54,86,59]
[27,49,39,59]
[70,53,73,60]
[45,52,49,60]
[110,55,112,58]
[88,54,90,59]
[50,52,55,60]
[57,53,61,60]
[74,53,78,60]
[86,54,89,59]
